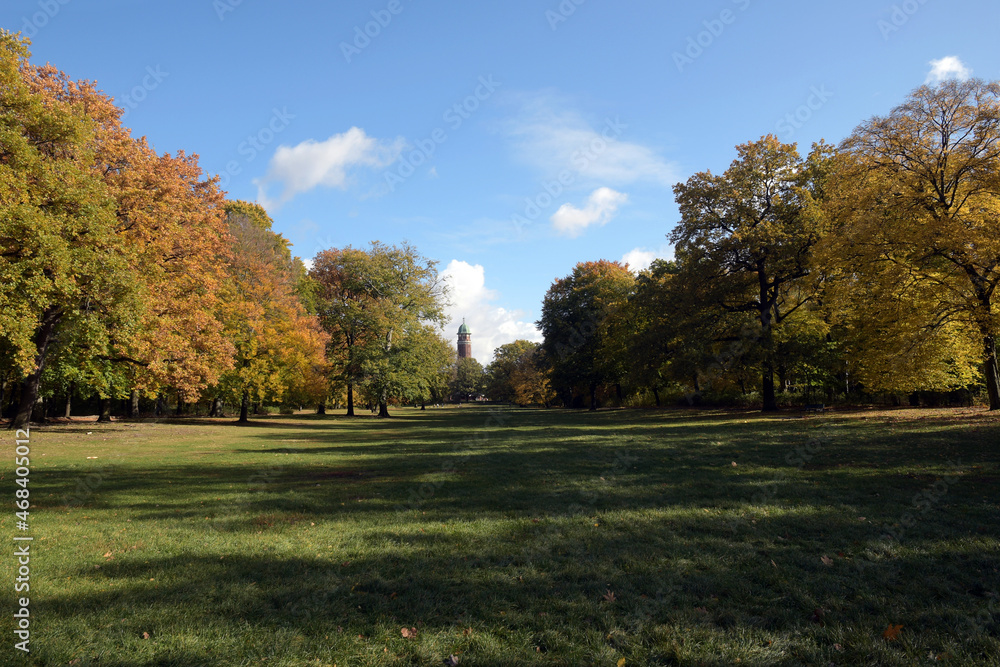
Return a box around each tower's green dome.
[458,322,471,335]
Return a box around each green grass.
[3,406,999,666]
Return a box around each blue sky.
[5,0,999,361]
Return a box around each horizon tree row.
[0,34,459,426]
[537,79,1000,412]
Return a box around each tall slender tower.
[457,320,472,359]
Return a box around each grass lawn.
[3,405,999,666]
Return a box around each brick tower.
[457,320,472,359]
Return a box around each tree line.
[0,33,461,429]
[520,79,1000,412]
[3,31,998,425]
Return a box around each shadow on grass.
[28,407,1000,665]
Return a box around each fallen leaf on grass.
[401,627,418,639]
[810,608,825,624]
[618,659,626,667]
[731,462,738,467]
[603,590,617,602]
[141,632,150,639]
[443,656,460,666]
[883,624,903,641]
[694,606,708,614]
[462,627,473,636]
[833,643,843,651]
[821,556,834,567]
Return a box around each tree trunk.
[11,308,62,430]
[5,383,19,419]
[346,382,355,417]
[759,318,778,412]
[175,393,184,416]
[757,262,779,413]
[239,391,250,423]
[97,398,112,423]
[652,386,661,407]
[316,402,326,416]
[421,401,426,411]
[66,388,74,419]
[127,389,139,418]
[983,332,1000,411]
[762,362,777,412]
[589,382,598,411]
[155,393,167,417]
[378,401,390,418]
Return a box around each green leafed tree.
[538,260,635,410]
[670,136,826,411]
[311,242,446,417]
[451,357,484,401]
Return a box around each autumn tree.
[824,80,1000,409]
[538,260,635,410]
[670,136,826,411]
[0,33,140,429]
[485,339,539,403]
[214,202,328,423]
[1,37,239,426]
[508,344,555,407]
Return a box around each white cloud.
[255,127,404,207]
[441,260,542,363]
[506,94,679,186]
[621,245,674,273]
[551,187,628,237]
[926,56,972,85]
